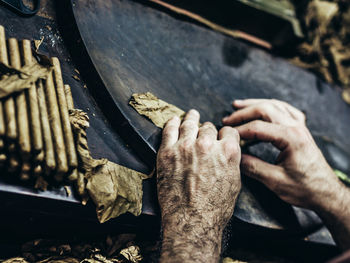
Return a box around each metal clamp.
[0,0,40,16]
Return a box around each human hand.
[157,109,241,263]
[222,99,342,211]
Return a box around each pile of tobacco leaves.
[289,0,350,103]
[0,234,297,263]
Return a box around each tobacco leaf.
[129,92,185,128]
[119,246,142,263]
[0,60,52,99]
[1,258,29,263]
[129,92,248,147]
[69,109,149,223]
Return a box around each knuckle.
[179,138,194,151]
[201,121,216,130]
[223,140,240,157]
[181,120,197,130]
[196,136,214,151]
[163,124,177,136]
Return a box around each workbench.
[0,0,345,261]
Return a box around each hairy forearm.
[160,215,223,263]
[315,181,350,250]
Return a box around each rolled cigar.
[8,155,19,173]
[51,58,78,171]
[8,39,31,159]
[33,164,42,177]
[64,85,78,182]
[37,80,56,174]
[64,85,74,109]
[0,29,17,148]
[22,40,43,159]
[0,103,4,151]
[0,27,6,150]
[44,72,68,179]
[0,153,6,163]
[21,162,31,180]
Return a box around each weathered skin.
[223,99,350,250]
[157,110,241,263]
[157,99,350,263]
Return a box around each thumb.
[241,154,284,187]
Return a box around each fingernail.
[188,109,199,116]
[234,99,243,105]
[222,116,229,122]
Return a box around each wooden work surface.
[0,1,347,256]
[70,0,350,236]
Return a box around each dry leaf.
[86,161,149,223]
[222,258,247,263]
[69,109,149,223]
[129,92,185,128]
[119,246,142,263]
[0,60,52,99]
[2,258,29,263]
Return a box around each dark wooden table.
[0,0,345,261]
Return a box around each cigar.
[8,155,19,173]
[37,80,56,174]
[63,84,78,182]
[0,29,17,149]
[8,39,31,157]
[0,153,6,163]
[44,71,68,179]
[0,103,4,151]
[33,164,42,177]
[20,162,31,181]
[64,84,74,109]
[51,58,78,171]
[0,27,6,151]
[22,40,43,159]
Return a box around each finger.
[197,122,218,141]
[218,126,240,142]
[235,120,289,150]
[232,99,264,109]
[160,116,181,148]
[179,109,200,141]
[241,154,284,186]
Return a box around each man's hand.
[157,110,241,263]
[223,99,350,250]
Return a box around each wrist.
[312,176,350,218]
[160,214,223,263]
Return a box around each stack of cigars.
[0,25,78,186]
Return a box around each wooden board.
[72,0,350,236]
[70,0,350,235]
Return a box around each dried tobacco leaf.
[2,258,29,263]
[69,109,149,223]
[129,92,185,128]
[0,60,52,99]
[119,246,142,263]
[129,92,248,147]
[86,162,149,223]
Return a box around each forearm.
[160,216,223,263]
[315,181,350,250]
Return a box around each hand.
[223,99,350,249]
[157,110,241,263]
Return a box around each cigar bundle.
[0,26,149,222]
[0,25,78,188]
